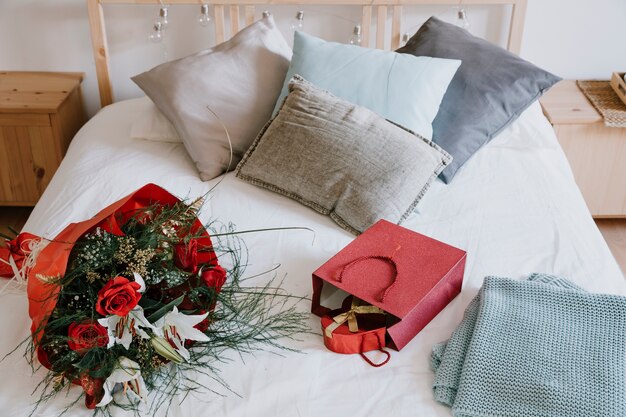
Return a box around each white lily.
[154,306,209,361]
[133,272,146,293]
[97,357,148,407]
[98,305,155,349]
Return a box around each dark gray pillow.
[396,17,561,183]
[235,76,452,235]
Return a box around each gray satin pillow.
[132,16,291,181]
[235,76,452,235]
[397,17,561,183]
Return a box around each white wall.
[1,0,625,117]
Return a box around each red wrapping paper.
[17,184,215,347]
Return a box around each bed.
[0,96,622,416]
[1,1,625,416]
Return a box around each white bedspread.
[1,98,624,416]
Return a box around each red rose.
[201,265,227,292]
[174,239,198,274]
[79,374,105,409]
[68,321,108,352]
[95,276,142,316]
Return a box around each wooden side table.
[0,71,86,206]
[540,80,626,218]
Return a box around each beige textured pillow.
[235,76,452,234]
[132,16,292,180]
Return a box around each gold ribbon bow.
[324,298,385,339]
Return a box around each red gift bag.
[312,220,466,353]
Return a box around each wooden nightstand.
[0,71,86,206]
[540,80,626,217]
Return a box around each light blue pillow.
[273,31,461,139]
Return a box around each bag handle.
[359,332,390,367]
[336,253,399,303]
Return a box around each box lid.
[312,220,466,319]
[540,80,602,124]
[0,71,84,113]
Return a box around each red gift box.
[321,295,391,366]
[312,220,466,351]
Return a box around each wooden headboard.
[87,0,528,108]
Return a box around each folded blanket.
[432,273,626,417]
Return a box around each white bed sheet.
[1,97,624,416]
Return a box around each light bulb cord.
[402,1,469,38]
[293,0,376,28]
[297,7,360,26]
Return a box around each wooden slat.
[376,5,387,49]
[0,128,12,202]
[0,114,50,127]
[0,201,37,207]
[230,5,240,35]
[0,126,38,203]
[101,0,522,5]
[391,5,402,49]
[15,127,40,201]
[214,4,226,43]
[87,0,113,107]
[27,126,59,195]
[51,87,87,156]
[507,0,527,54]
[245,5,255,25]
[361,6,372,48]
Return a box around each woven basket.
[578,79,626,127]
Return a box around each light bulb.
[349,25,362,46]
[262,10,271,18]
[290,11,304,32]
[157,7,169,29]
[198,4,211,27]
[455,8,470,30]
[402,33,410,45]
[149,22,163,43]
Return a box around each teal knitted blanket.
[431,274,626,417]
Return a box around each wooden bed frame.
[87,0,528,107]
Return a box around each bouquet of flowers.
[1,184,307,415]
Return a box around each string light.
[455,8,471,30]
[348,25,362,46]
[290,11,305,32]
[197,4,211,27]
[147,6,363,49]
[284,8,364,45]
[157,6,169,29]
[149,21,164,43]
[400,5,471,46]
